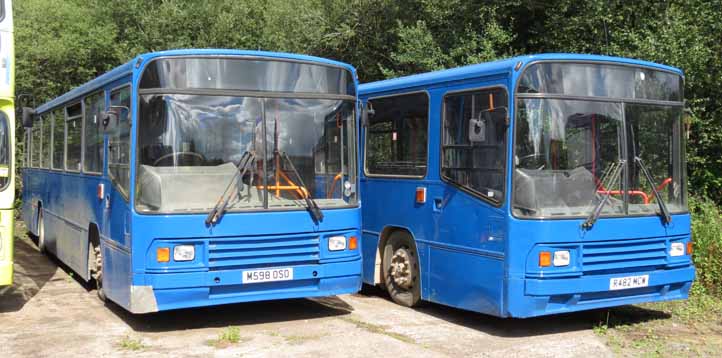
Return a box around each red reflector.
[415,187,426,204]
[97,183,104,200]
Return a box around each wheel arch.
[372,225,421,286]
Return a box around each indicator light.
[539,251,551,267]
[157,247,170,263]
[348,236,358,250]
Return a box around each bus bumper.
[131,257,362,313]
[506,265,695,318]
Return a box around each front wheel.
[382,231,421,307]
[89,243,105,301]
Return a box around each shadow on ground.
[111,295,354,333]
[357,284,671,338]
[0,232,58,313]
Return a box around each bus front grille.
[582,238,668,274]
[208,235,320,271]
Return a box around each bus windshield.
[136,58,356,214]
[513,63,686,219]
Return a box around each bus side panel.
[102,242,132,310]
[361,231,378,284]
[427,248,504,316]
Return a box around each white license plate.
[609,275,649,290]
[242,267,293,284]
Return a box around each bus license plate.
[242,268,293,284]
[609,274,649,290]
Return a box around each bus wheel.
[37,211,47,253]
[89,243,105,301]
[382,231,421,307]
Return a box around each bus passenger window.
[31,121,41,168]
[52,108,65,170]
[65,103,82,171]
[41,115,51,169]
[442,88,508,202]
[0,113,9,188]
[84,92,105,173]
[365,93,428,177]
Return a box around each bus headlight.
[553,250,570,267]
[328,236,346,251]
[173,245,195,261]
[670,242,685,257]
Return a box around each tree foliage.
[14,0,722,203]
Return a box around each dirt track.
[1,223,618,357]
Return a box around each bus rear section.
[0,0,13,286]
[358,54,694,318]
[21,50,362,313]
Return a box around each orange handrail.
[327,172,343,199]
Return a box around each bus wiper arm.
[634,156,672,225]
[582,159,625,230]
[281,152,324,223]
[206,151,256,226]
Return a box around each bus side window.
[52,108,65,170]
[31,119,41,168]
[41,114,52,169]
[109,86,131,198]
[65,103,83,172]
[83,91,105,173]
[442,87,508,202]
[365,93,429,177]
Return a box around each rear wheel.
[382,231,421,307]
[89,242,105,301]
[37,211,46,253]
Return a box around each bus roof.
[35,49,357,114]
[359,53,684,96]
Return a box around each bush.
[689,196,722,295]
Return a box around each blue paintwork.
[22,49,362,313]
[359,53,693,318]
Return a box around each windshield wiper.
[281,151,324,223]
[582,159,625,230]
[634,156,672,225]
[205,151,256,226]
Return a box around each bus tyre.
[37,211,46,253]
[382,231,421,307]
[89,243,105,302]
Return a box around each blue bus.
[359,54,694,318]
[21,49,362,313]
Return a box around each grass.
[206,326,251,349]
[339,316,417,345]
[594,287,722,357]
[116,335,147,351]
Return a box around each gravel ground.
[1,223,614,358]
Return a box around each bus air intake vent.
[582,238,667,274]
[208,234,320,271]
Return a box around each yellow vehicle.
[0,0,14,286]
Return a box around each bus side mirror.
[22,107,35,128]
[100,109,119,134]
[361,102,375,127]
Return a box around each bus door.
[104,86,132,250]
[427,86,508,314]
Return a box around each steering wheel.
[153,152,206,166]
[517,153,546,170]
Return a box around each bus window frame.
[363,90,431,179]
[439,85,510,208]
[65,102,83,173]
[50,108,65,172]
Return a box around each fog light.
[157,247,170,263]
[553,250,570,266]
[539,251,551,267]
[670,242,685,257]
[328,236,346,251]
[173,245,195,261]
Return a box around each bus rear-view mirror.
[468,107,508,143]
[361,101,375,127]
[22,107,35,128]
[100,109,120,134]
